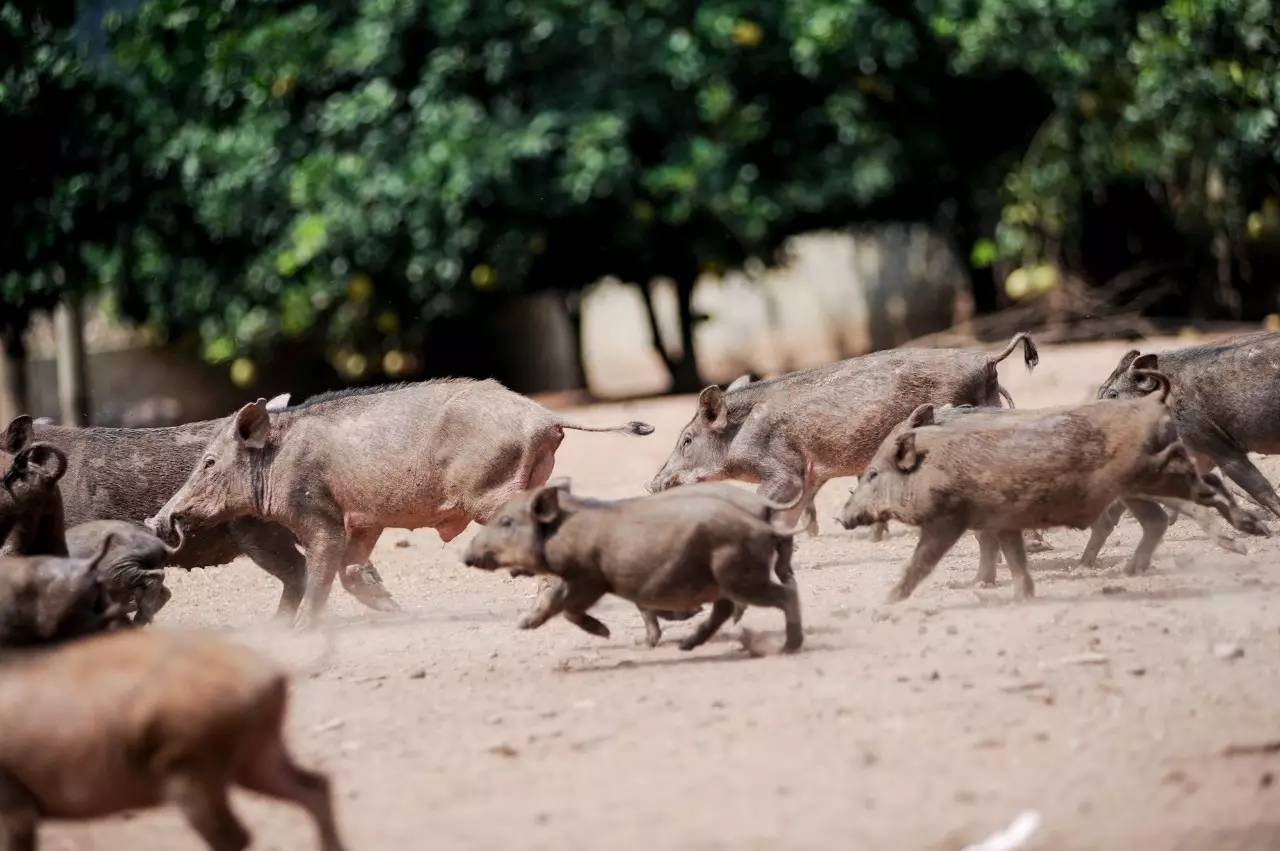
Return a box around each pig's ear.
[265,393,291,412]
[905,404,935,429]
[726,374,753,392]
[13,443,68,484]
[893,432,925,473]
[234,399,271,450]
[2,415,33,454]
[1129,353,1158,372]
[698,386,728,432]
[531,486,563,524]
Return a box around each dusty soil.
[47,339,1280,850]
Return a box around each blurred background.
[5,0,1280,425]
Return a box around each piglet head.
[464,485,567,577]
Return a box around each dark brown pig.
[0,629,346,850]
[648,333,1038,533]
[149,380,654,628]
[34,417,396,618]
[0,533,121,646]
[839,372,1268,602]
[543,478,802,645]
[0,417,68,557]
[65,520,179,625]
[463,484,802,652]
[1086,333,1280,555]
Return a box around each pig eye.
[202,456,216,469]
[1106,390,1119,399]
[681,435,693,451]
[865,470,878,483]
[498,517,513,528]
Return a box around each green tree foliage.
[106,0,1045,389]
[941,0,1280,313]
[1,2,128,337]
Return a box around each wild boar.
[463,484,802,652]
[65,520,180,625]
[541,479,802,645]
[0,629,346,850]
[0,533,121,646]
[149,380,654,628]
[1087,333,1280,552]
[648,333,1039,533]
[34,418,397,618]
[0,417,68,557]
[839,372,1267,602]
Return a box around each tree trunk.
[54,297,90,425]
[560,292,587,391]
[669,276,703,393]
[0,326,30,425]
[638,280,677,379]
[637,278,704,394]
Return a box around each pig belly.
[967,495,1113,532]
[21,760,160,819]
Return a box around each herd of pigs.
[1,329,1278,848]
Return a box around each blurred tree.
[941,0,1280,316]
[106,0,1048,391]
[0,1,131,416]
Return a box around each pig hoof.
[730,604,747,624]
[677,636,705,651]
[644,631,661,648]
[884,586,909,604]
[975,579,997,588]
[516,615,538,630]
[1025,540,1053,554]
[783,635,804,653]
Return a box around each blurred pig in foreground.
[0,630,346,851]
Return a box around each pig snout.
[145,511,185,547]
[462,538,496,570]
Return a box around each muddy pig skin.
[0,417,67,558]
[149,380,654,628]
[0,533,121,647]
[0,629,346,850]
[464,484,802,652]
[35,417,398,619]
[648,333,1038,534]
[1089,332,1280,549]
[840,372,1267,602]
[65,520,179,625]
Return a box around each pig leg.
[715,554,804,652]
[232,522,307,617]
[868,521,888,542]
[1122,498,1168,575]
[886,519,965,603]
[0,769,36,851]
[1080,501,1125,568]
[1204,444,1280,518]
[975,531,1000,586]
[236,743,346,851]
[293,528,347,630]
[997,531,1034,600]
[517,579,604,632]
[338,529,400,613]
[640,608,663,646]
[562,609,611,638]
[678,598,736,651]
[163,772,250,851]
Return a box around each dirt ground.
[46,338,1280,851]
